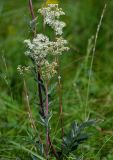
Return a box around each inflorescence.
[24,4,69,79]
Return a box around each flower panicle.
[38,4,66,35]
[17,65,30,75]
[24,4,69,79]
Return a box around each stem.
[48,134,59,159]
[45,82,49,158]
[23,77,37,132]
[29,0,36,36]
[45,82,59,159]
[45,82,49,117]
[57,60,64,142]
[37,71,45,117]
[28,0,45,118]
[85,3,107,120]
[59,79,64,139]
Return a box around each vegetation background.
[0,0,113,159]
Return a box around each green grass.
[0,0,113,159]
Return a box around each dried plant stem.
[57,60,64,142]
[23,78,36,132]
[29,0,45,118]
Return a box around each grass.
[0,0,113,159]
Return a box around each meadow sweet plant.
[18,1,95,159]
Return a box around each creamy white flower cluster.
[24,4,69,79]
[42,61,58,79]
[24,34,50,66]
[38,4,66,35]
[24,34,69,66]
[51,37,69,55]
[17,65,30,75]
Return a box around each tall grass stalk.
[57,64,64,142]
[85,3,107,120]
[2,54,13,101]
[23,77,36,133]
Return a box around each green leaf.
[61,120,95,158]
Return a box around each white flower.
[17,65,30,75]
[38,4,66,35]
[24,34,69,67]
[42,61,58,79]
[24,4,69,79]
[49,37,69,55]
[24,40,34,49]
[24,34,50,66]
[53,20,66,35]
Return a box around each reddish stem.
[48,134,59,159]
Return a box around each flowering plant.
[24,4,69,80]
[18,1,95,159]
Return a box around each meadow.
[0,0,113,159]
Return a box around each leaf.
[39,111,53,127]
[78,120,95,132]
[61,120,95,158]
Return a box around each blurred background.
[0,0,113,159]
